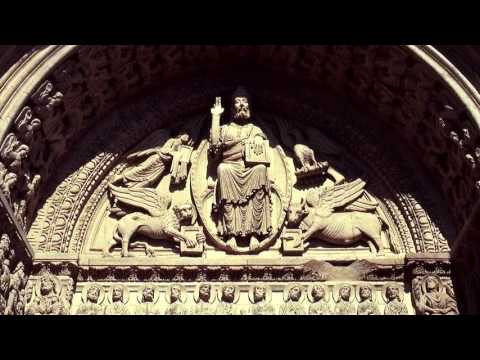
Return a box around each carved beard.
[233,107,251,122]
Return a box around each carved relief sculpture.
[209,88,272,252]
[307,284,331,315]
[26,272,67,315]
[286,179,391,255]
[164,284,188,315]
[383,283,408,315]
[104,185,199,257]
[105,285,130,315]
[193,283,215,315]
[215,284,240,315]
[247,284,275,315]
[5,262,26,315]
[75,284,105,315]
[135,284,160,315]
[334,284,356,315]
[412,275,458,315]
[279,284,307,315]
[356,284,380,315]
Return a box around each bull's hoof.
[226,238,237,251]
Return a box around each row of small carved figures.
[24,272,419,315]
[73,282,411,315]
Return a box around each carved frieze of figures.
[356,284,380,315]
[134,284,160,315]
[215,284,240,315]
[164,284,188,315]
[105,284,130,315]
[334,284,356,315]
[279,284,307,315]
[247,284,275,315]
[307,284,331,315]
[192,283,216,315]
[75,284,105,315]
[412,275,458,315]
[26,271,68,315]
[382,283,408,315]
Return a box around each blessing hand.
[211,97,224,116]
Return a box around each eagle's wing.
[109,184,171,217]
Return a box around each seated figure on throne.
[210,87,272,251]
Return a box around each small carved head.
[232,86,251,121]
[142,285,155,303]
[253,285,266,303]
[25,282,34,303]
[87,285,101,304]
[199,283,211,302]
[386,284,400,301]
[173,204,193,224]
[339,285,351,301]
[286,200,309,226]
[178,133,191,145]
[39,273,56,296]
[112,285,124,303]
[288,285,302,302]
[425,276,441,293]
[170,285,182,303]
[221,285,236,303]
[312,285,326,302]
[359,285,373,301]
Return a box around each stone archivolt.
[1,45,473,314]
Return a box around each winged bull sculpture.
[286,179,391,254]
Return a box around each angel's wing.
[314,179,367,210]
[126,129,171,161]
[109,184,171,217]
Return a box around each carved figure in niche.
[193,283,215,315]
[105,284,130,315]
[279,284,306,315]
[412,275,458,315]
[0,163,17,203]
[164,284,188,315]
[308,284,331,315]
[5,262,27,315]
[334,284,356,315]
[247,284,275,315]
[215,284,240,315]
[209,87,272,252]
[24,281,33,310]
[383,283,408,315]
[286,179,390,255]
[75,284,105,315]
[26,272,66,315]
[110,133,193,189]
[60,279,74,315]
[104,184,201,257]
[135,284,160,315]
[356,284,380,315]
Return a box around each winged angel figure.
[103,184,201,257]
[286,179,391,254]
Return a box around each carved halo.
[193,283,216,304]
[381,283,405,303]
[283,283,306,303]
[332,284,355,303]
[34,273,62,297]
[216,284,240,304]
[81,284,106,305]
[248,283,273,304]
[307,283,330,303]
[136,284,160,304]
[355,283,377,303]
[165,283,187,304]
[107,284,130,305]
